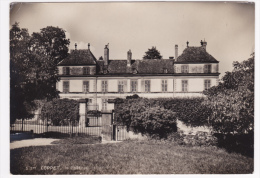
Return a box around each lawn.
[10,140,253,174]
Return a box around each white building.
[57,40,220,112]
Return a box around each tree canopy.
[204,53,254,134]
[143,46,163,59]
[10,22,70,124]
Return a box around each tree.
[10,22,36,124]
[204,53,254,134]
[10,23,70,124]
[143,46,163,59]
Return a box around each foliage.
[10,22,70,124]
[143,46,163,59]
[203,54,254,134]
[126,94,139,99]
[10,22,36,124]
[41,99,79,126]
[115,98,177,138]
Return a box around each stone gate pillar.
[78,99,88,128]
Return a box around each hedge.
[41,98,79,126]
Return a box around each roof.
[58,49,97,66]
[96,59,174,74]
[176,47,218,63]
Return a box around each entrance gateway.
[79,98,127,141]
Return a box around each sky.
[10,2,255,77]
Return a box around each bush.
[41,98,79,126]
[115,98,177,138]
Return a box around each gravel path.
[10,138,60,149]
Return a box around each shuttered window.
[144,80,150,92]
[182,80,188,92]
[118,80,127,93]
[131,80,138,93]
[83,81,89,93]
[83,67,90,75]
[102,81,108,93]
[63,67,70,75]
[204,64,212,73]
[204,80,211,90]
[102,99,108,111]
[181,65,189,73]
[63,81,69,93]
[161,79,168,92]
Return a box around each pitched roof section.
[96,59,174,74]
[176,47,218,63]
[58,49,97,66]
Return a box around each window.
[181,65,189,73]
[182,80,188,92]
[63,67,70,75]
[204,80,211,90]
[83,81,89,93]
[88,98,92,104]
[83,67,90,75]
[163,68,168,74]
[131,80,138,93]
[63,81,69,93]
[102,99,108,111]
[102,81,108,93]
[118,81,124,93]
[162,79,168,92]
[145,80,150,92]
[204,64,212,73]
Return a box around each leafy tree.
[204,53,254,134]
[10,22,36,124]
[10,23,70,124]
[143,46,163,59]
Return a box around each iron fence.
[10,114,102,137]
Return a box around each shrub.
[115,98,177,138]
[41,98,79,126]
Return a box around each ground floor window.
[102,99,108,111]
[161,79,168,92]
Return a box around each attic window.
[63,67,70,75]
[132,68,137,74]
[181,65,189,73]
[163,68,168,73]
[83,67,90,75]
[103,69,108,74]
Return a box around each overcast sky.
[10,2,255,77]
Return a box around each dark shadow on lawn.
[214,132,254,158]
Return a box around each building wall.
[175,63,219,73]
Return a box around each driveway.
[10,133,60,149]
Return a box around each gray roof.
[58,49,97,66]
[176,47,218,63]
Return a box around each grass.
[10,139,253,175]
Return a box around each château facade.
[57,40,220,112]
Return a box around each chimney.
[175,45,178,59]
[88,43,90,50]
[104,44,109,66]
[75,43,77,50]
[201,39,207,50]
[127,49,132,67]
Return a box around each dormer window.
[63,67,70,75]
[103,69,108,74]
[181,65,189,73]
[204,64,212,73]
[132,68,138,74]
[163,68,168,73]
[83,67,90,75]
